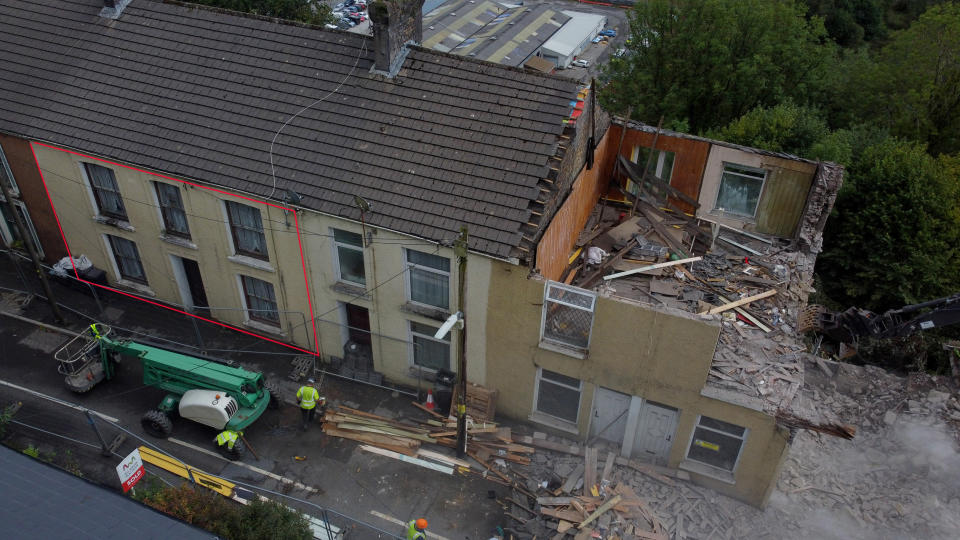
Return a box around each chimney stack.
[369,0,425,77]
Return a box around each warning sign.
[117,448,145,493]
[694,439,720,452]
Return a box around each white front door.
[633,401,679,466]
[589,387,631,443]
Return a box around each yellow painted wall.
[33,143,490,385]
[484,265,789,506]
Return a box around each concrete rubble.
[501,358,960,539]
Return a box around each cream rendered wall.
[294,211,492,387]
[698,145,817,233]
[34,143,492,387]
[484,265,789,506]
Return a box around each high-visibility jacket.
[216,430,241,449]
[297,386,320,409]
[406,520,426,540]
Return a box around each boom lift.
[55,324,275,448]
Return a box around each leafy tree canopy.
[838,2,960,155]
[599,0,836,133]
[806,0,886,47]
[190,0,333,25]
[818,138,960,311]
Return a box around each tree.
[839,3,960,155]
[599,0,837,133]
[805,0,886,47]
[707,102,837,159]
[191,0,334,26]
[817,138,960,311]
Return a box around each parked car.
[334,2,345,9]
[600,29,616,37]
[572,59,589,68]
[614,47,626,58]
[344,6,359,13]
[592,36,604,44]
[346,12,366,22]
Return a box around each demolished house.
[484,119,846,508]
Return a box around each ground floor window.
[410,321,450,371]
[535,368,582,424]
[686,416,747,472]
[240,275,279,326]
[106,235,146,284]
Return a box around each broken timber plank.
[537,497,575,506]
[516,434,584,456]
[411,401,445,419]
[603,257,702,281]
[359,445,453,474]
[561,464,585,494]
[601,451,616,483]
[583,447,598,494]
[703,289,777,315]
[541,507,586,523]
[416,449,472,469]
[577,495,622,529]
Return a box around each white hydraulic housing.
[178,389,238,430]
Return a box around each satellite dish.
[354,195,371,212]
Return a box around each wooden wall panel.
[605,125,711,213]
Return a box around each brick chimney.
[369,0,425,77]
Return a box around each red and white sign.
[116,448,144,493]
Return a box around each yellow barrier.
[138,446,235,497]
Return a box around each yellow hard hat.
[415,518,428,530]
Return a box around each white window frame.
[222,200,274,272]
[237,274,281,328]
[404,249,451,310]
[540,281,597,352]
[223,200,268,260]
[630,145,675,181]
[152,181,191,240]
[0,199,43,257]
[684,415,748,474]
[331,228,366,287]
[532,367,582,425]
[0,145,19,197]
[408,320,452,373]
[713,162,767,219]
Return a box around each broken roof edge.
[406,44,585,87]
[613,118,841,168]
[23,134,526,264]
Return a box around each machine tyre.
[220,439,246,461]
[264,382,281,410]
[141,410,173,438]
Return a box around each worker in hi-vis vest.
[215,429,241,450]
[296,378,324,431]
[406,518,428,540]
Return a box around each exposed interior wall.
[606,125,711,214]
[794,162,844,254]
[535,128,614,281]
[699,145,817,237]
[0,135,67,261]
[484,266,789,506]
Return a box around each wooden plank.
[466,449,512,484]
[359,445,453,474]
[416,449,472,469]
[578,495,622,529]
[601,451,616,483]
[334,422,436,442]
[703,289,777,315]
[579,237,640,288]
[537,497,575,506]
[561,464,585,494]
[583,447,598,493]
[638,205,688,257]
[517,435,584,456]
[603,256,702,281]
[411,400,445,419]
[541,507,586,523]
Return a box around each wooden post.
[629,116,663,218]
[454,226,469,458]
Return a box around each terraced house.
[0,0,843,507]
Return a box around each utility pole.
[0,172,64,323]
[454,226,468,458]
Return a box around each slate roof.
[0,445,214,539]
[0,0,579,259]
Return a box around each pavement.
[0,254,505,540]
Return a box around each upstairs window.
[406,249,450,310]
[155,182,190,238]
[715,163,766,218]
[332,228,365,286]
[240,275,279,325]
[107,235,146,284]
[629,146,675,195]
[226,201,267,260]
[541,282,596,351]
[0,146,18,196]
[85,163,127,220]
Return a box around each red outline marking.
[30,142,319,356]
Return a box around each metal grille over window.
[541,282,596,350]
[686,416,747,472]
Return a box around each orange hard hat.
[415,518,428,530]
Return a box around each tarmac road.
[0,259,506,540]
